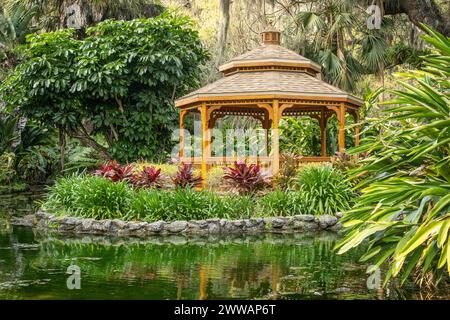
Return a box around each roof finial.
[261,25,281,45]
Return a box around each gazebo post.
[320,108,327,157]
[354,111,360,147]
[272,99,280,175]
[179,110,188,159]
[338,103,346,153]
[200,103,209,185]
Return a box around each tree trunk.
[216,0,231,67]
[383,0,450,36]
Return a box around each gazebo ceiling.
[175,26,363,109]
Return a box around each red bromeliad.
[173,162,202,189]
[223,161,268,193]
[132,166,163,189]
[95,160,135,182]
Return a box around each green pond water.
[0,191,448,300]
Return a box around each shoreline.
[12,210,343,237]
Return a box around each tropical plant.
[173,162,202,189]
[0,2,37,70]
[1,14,209,162]
[336,25,450,287]
[273,152,300,191]
[131,165,164,189]
[223,161,268,194]
[295,164,355,215]
[44,174,132,220]
[94,160,135,182]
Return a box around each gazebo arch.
[175,27,363,180]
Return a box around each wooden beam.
[320,108,327,157]
[179,110,188,158]
[338,103,346,154]
[200,103,209,186]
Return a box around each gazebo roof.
[175,27,363,109]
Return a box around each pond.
[0,191,448,300]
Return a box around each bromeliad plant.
[95,160,135,182]
[336,25,450,287]
[223,161,268,194]
[131,166,163,189]
[173,162,202,189]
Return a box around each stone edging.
[11,210,343,237]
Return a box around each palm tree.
[0,2,37,69]
[3,0,164,31]
[296,0,391,92]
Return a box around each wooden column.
[320,108,327,157]
[272,100,280,175]
[179,110,187,159]
[338,103,346,153]
[354,110,360,147]
[200,103,209,185]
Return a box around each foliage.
[0,2,37,71]
[173,162,202,189]
[0,152,16,183]
[131,165,164,189]
[280,118,321,156]
[295,164,355,215]
[1,14,209,162]
[223,161,268,194]
[43,174,253,221]
[259,189,303,217]
[336,26,450,286]
[94,160,135,182]
[44,174,132,220]
[273,153,300,191]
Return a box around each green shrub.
[44,175,132,220]
[295,164,354,215]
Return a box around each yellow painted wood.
[200,104,208,186]
[338,103,346,153]
[179,110,187,158]
[320,108,327,157]
[272,99,280,175]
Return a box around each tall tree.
[383,0,450,37]
[216,0,231,67]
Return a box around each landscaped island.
[13,160,349,236]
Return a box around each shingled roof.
[175,27,362,108]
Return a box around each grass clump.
[294,164,354,215]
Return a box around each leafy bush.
[223,162,268,194]
[95,160,135,182]
[1,14,209,162]
[259,189,304,217]
[295,164,354,215]
[0,152,16,183]
[44,175,132,220]
[43,174,254,222]
[273,153,300,191]
[173,162,202,189]
[336,26,450,286]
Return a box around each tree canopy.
[1,13,209,162]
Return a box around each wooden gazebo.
[175,27,363,179]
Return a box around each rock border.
[11,210,343,237]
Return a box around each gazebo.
[175,27,363,179]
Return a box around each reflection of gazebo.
[175,27,363,179]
